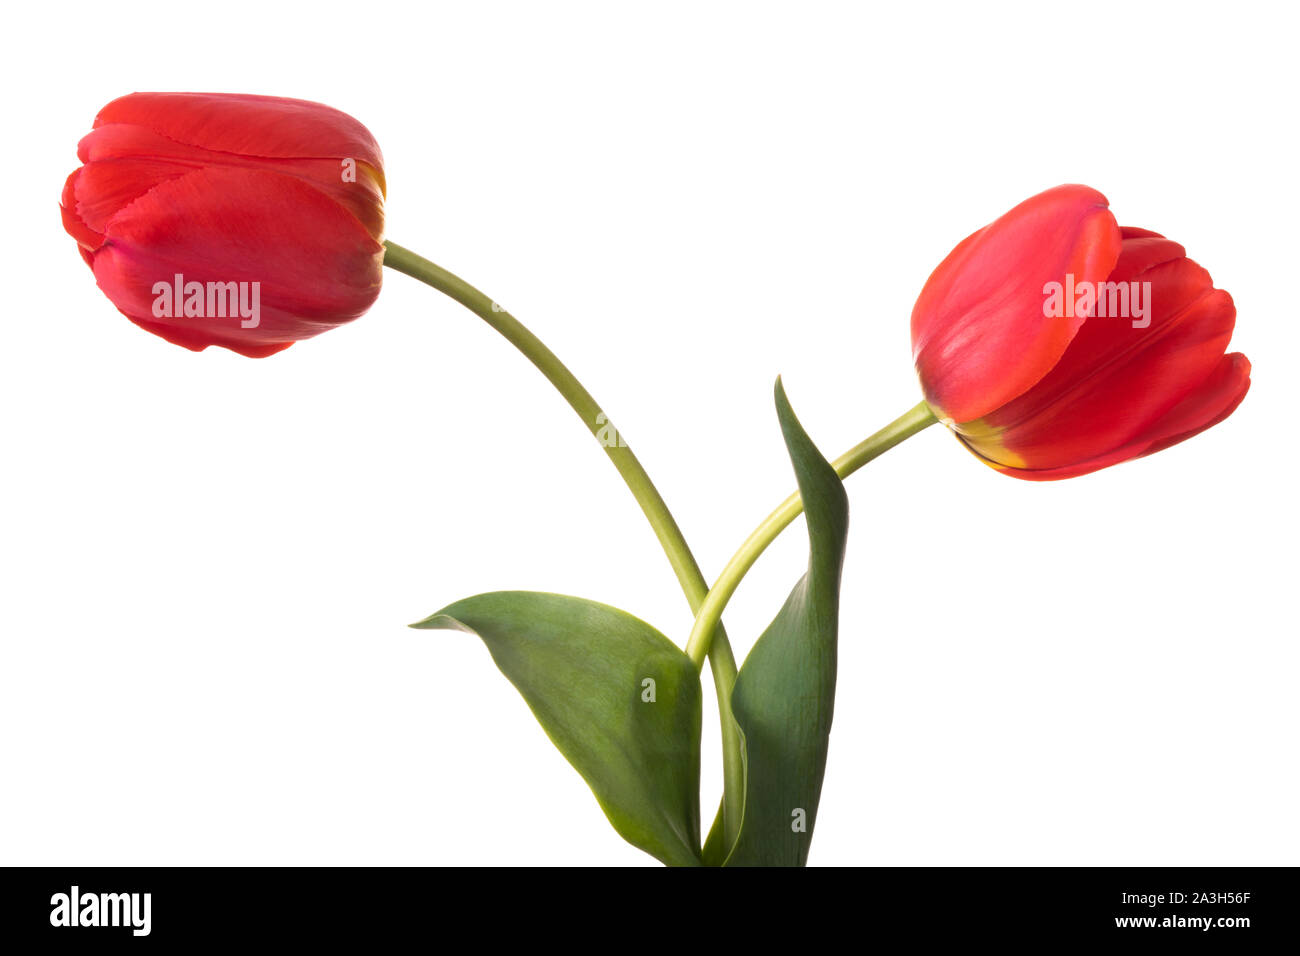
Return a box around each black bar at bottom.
[0,866,1293,944]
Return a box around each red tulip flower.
[61,93,385,357]
[910,184,1250,480]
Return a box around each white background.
[3,1,1295,866]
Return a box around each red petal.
[967,238,1236,470]
[985,353,1250,480]
[1138,352,1252,457]
[93,93,384,171]
[70,156,199,234]
[60,168,104,252]
[120,310,296,358]
[1120,226,1165,240]
[90,165,383,356]
[79,122,385,240]
[911,185,1123,423]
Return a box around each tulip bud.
[61,92,386,357]
[911,185,1250,480]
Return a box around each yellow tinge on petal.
[949,415,1028,471]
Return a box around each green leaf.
[723,379,850,866]
[700,800,728,866]
[413,591,703,866]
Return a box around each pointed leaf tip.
[409,611,474,631]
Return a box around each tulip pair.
[57,93,1254,868]
[61,93,1249,480]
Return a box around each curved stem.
[382,240,744,847]
[684,401,937,670]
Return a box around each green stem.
[684,400,938,670]
[382,240,744,851]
